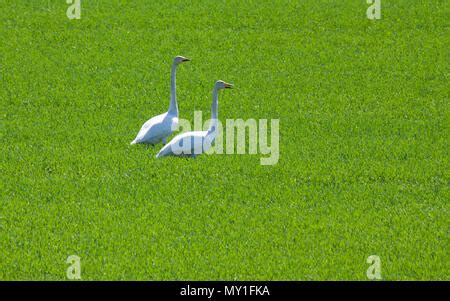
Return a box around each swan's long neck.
[208,86,219,134]
[168,63,178,116]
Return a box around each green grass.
[1,0,448,280]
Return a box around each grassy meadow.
[0,0,448,280]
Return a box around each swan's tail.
[130,139,138,145]
[156,149,165,158]
[156,144,171,158]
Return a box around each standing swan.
[156,80,233,158]
[130,56,190,145]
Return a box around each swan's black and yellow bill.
[224,83,233,89]
[182,57,191,62]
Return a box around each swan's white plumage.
[130,112,178,145]
[156,80,232,158]
[155,130,214,157]
[130,56,189,145]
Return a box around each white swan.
[130,56,190,145]
[156,80,233,158]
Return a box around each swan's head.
[174,56,191,65]
[215,80,233,90]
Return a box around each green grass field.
[1,0,448,280]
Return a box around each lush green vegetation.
[1,0,448,280]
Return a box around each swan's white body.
[131,112,178,145]
[130,56,189,145]
[155,129,216,158]
[156,80,232,158]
